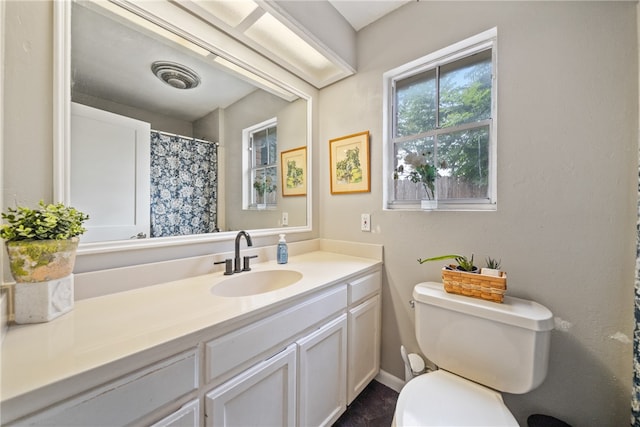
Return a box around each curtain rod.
[152,129,219,146]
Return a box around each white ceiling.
[71,1,410,122]
[328,0,410,31]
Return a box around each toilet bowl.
[393,282,554,426]
[394,370,517,426]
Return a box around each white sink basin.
[211,270,303,297]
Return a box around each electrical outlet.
[282,212,288,226]
[361,213,371,232]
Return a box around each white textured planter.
[480,268,502,277]
[14,274,74,324]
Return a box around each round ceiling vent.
[151,61,201,90]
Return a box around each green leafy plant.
[0,201,89,242]
[417,253,477,272]
[403,151,437,200]
[485,257,501,270]
[253,175,276,197]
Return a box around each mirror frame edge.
[53,0,313,256]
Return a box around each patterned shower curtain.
[150,131,218,237]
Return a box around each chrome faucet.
[234,230,253,273]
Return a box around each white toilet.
[394,282,554,426]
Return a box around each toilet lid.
[394,370,519,427]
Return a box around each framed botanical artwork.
[329,131,370,194]
[281,146,307,196]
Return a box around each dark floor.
[333,380,399,427]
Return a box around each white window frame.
[242,117,278,209]
[382,27,498,211]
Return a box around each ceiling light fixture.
[151,61,201,89]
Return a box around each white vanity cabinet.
[347,272,382,404]
[2,256,383,427]
[204,285,348,427]
[203,269,380,427]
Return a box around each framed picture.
[329,131,370,194]
[281,146,307,196]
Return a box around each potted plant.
[418,253,478,272]
[418,253,507,303]
[481,257,502,277]
[253,175,276,208]
[402,151,438,210]
[1,201,89,323]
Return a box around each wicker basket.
[441,265,507,303]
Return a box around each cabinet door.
[297,314,347,427]
[205,344,296,427]
[348,294,381,404]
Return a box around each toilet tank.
[413,282,554,394]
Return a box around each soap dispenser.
[277,234,288,264]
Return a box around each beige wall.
[318,1,637,425]
[3,1,53,209]
[223,89,304,231]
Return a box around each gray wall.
[1,0,638,425]
[318,2,637,425]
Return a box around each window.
[383,28,497,210]
[244,118,278,208]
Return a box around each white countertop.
[1,251,381,405]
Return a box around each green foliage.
[455,254,475,272]
[485,257,501,269]
[253,174,276,196]
[417,253,477,272]
[335,146,362,184]
[286,160,304,189]
[399,150,438,200]
[395,56,492,193]
[0,201,89,241]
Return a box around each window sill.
[384,202,497,212]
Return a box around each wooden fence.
[393,176,487,200]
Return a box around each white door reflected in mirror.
[71,103,151,243]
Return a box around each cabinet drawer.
[348,271,381,305]
[205,285,347,385]
[17,350,198,426]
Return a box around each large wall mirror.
[55,0,312,254]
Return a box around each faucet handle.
[214,259,234,275]
[243,255,258,272]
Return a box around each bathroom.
[0,1,637,426]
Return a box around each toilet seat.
[394,370,518,427]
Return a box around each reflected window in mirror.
[245,118,278,209]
